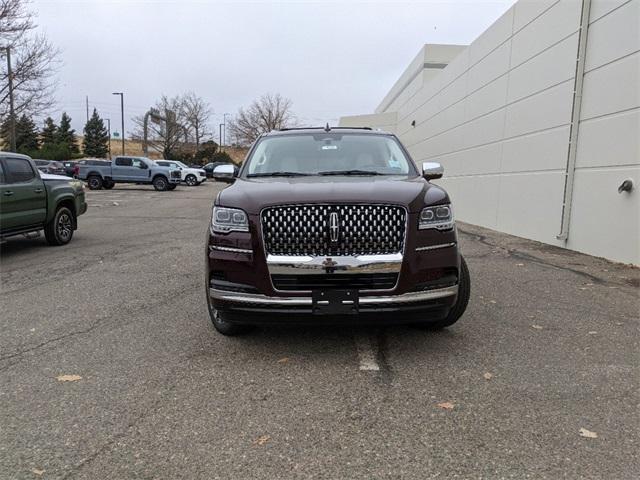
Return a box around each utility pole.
[85,95,89,122]
[219,123,224,149]
[112,92,125,155]
[106,118,111,159]
[5,46,16,152]
[222,113,230,149]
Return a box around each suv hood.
[217,176,449,214]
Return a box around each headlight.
[211,206,249,233]
[419,204,454,230]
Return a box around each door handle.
[34,188,43,193]
[3,191,14,196]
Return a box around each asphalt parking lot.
[1,181,638,479]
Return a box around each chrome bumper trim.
[209,284,458,306]
[266,253,403,275]
[209,245,253,254]
[415,242,456,252]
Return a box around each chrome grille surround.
[261,204,407,257]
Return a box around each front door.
[0,157,47,232]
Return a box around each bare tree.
[228,93,295,146]
[131,95,190,159]
[180,91,211,151]
[0,0,60,119]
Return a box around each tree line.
[0,109,109,160]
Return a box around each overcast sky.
[32,0,516,139]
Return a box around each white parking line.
[353,332,380,371]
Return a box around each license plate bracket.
[312,289,359,315]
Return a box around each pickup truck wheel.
[103,180,115,189]
[152,176,168,191]
[185,174,197,186]
[167,184,177,190]
[44,206,75,246]
[87,176,103,190]
[414,255,470,330]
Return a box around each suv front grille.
[272,273,398,291]
[261,204,406,256]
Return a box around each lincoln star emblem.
[329,212,339,243]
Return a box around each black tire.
[185,174,197,186]
[167,183,177,190]
[206,285,251,336]
[103,180,115,189]
[415,255,470,330]
[44,206,75,246]
[152,176,169,191]
[87,175,103,190]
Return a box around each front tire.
[152,176,169,191]
[103,180,115,189]
[206,288,251,336]
[87,175,103,190]
[44,206,75,246]
[415,255,470,330]
[167,183,177,190]
[185,174,197,186]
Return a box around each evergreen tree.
[82,108,109,158]
[15,115,40,153]
[0,115,39,153]
[56,112,79,154]
[41,117,58,147]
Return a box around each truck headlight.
[419,204,454,230]
[211,206,249,233]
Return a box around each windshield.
[174,161,189,168]
[244,134,415,177]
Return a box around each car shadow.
[0,236,49,257]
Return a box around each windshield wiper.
[247,171,312,178]
[318,169,383,176]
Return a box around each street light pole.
[5,46,16,152]
[112,92,125,155]
[222,113,230,149]
[106,118,112,159]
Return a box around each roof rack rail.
[277,126,373,132]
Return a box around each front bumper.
[209,284,457,324]
[210,284,457,306]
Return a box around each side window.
[0,161,5,184]
[4,158,36,183]
[115,157,132,166]
[156,161,168,167]
[131,159,145,168]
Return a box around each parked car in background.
[77,156,181,191]
[202,161,233,178]
[62,160,79,177]
[205,127,470,336]
[156,160,206,186]
[0,153,87,246]
[34,160,66,176]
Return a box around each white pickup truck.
[77,156,182,191]
[155,160,207,186]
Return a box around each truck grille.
[261,204,406,256]
[170,170,181,179]
[272,273,398,291]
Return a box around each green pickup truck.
[0,152,87,246]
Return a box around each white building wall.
[340,0,639,265]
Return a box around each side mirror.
[422,162,444,180]
[213,164,237,183]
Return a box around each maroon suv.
[206,127,470,335]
